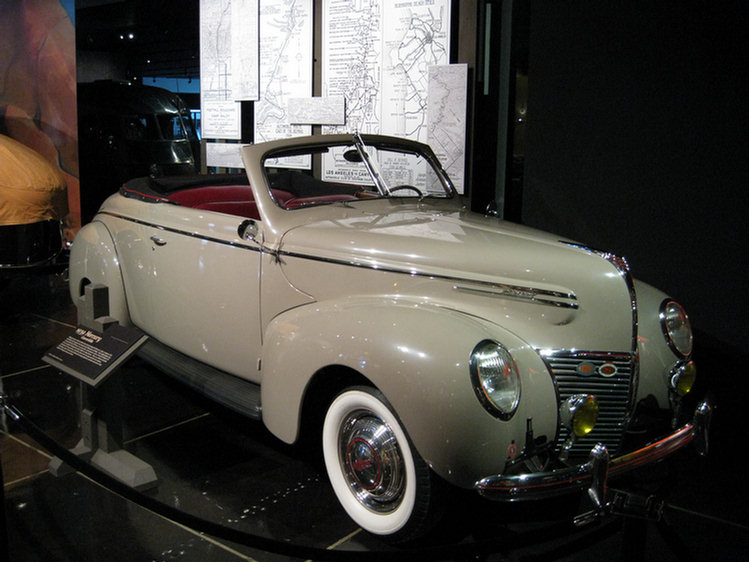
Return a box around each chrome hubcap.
[339,410,405,513]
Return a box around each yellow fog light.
[671,361,697,397]
[560,394,600,437]
[574,395,600,436]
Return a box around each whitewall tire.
[322,386,433,540]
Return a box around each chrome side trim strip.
[99,211,261,253]
[454,284,579,309]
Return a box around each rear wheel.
[322,386,434,541]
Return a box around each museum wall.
[521,2,747,352]
[0,0,80,240]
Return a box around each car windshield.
[262,135,456,207]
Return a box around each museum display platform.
[1,272,747,561]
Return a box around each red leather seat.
[168,186,293,220]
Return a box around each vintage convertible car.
[69,133,711,541]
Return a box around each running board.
[137,339,262,420]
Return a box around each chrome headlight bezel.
[659,299,693,358]
[470,340,521,420]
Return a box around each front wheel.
[322,386,435,541]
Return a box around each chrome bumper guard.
[475,398,712,504]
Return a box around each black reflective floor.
[2,272,748,561]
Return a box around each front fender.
[68,220,131,326]
[260,296,557,488]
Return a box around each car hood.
[278,201,636,352]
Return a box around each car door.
[115,203,263,382]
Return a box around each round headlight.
[660,300,693,357]
[470,340,521,420]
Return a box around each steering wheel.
[389,185,424,198]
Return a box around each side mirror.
[237,219,279,261]
[238,219,259,242]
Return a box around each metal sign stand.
[47,284,157,490]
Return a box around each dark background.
[521,2,747,355]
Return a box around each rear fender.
[68,220,131,325]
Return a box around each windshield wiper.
[352,132,391,196]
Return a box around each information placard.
[43,325,148,387]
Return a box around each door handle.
[150,235,167,247]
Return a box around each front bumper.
[475,398,712,502]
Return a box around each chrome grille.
[544,351,635,462]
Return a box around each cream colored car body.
[69,135,684,493]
